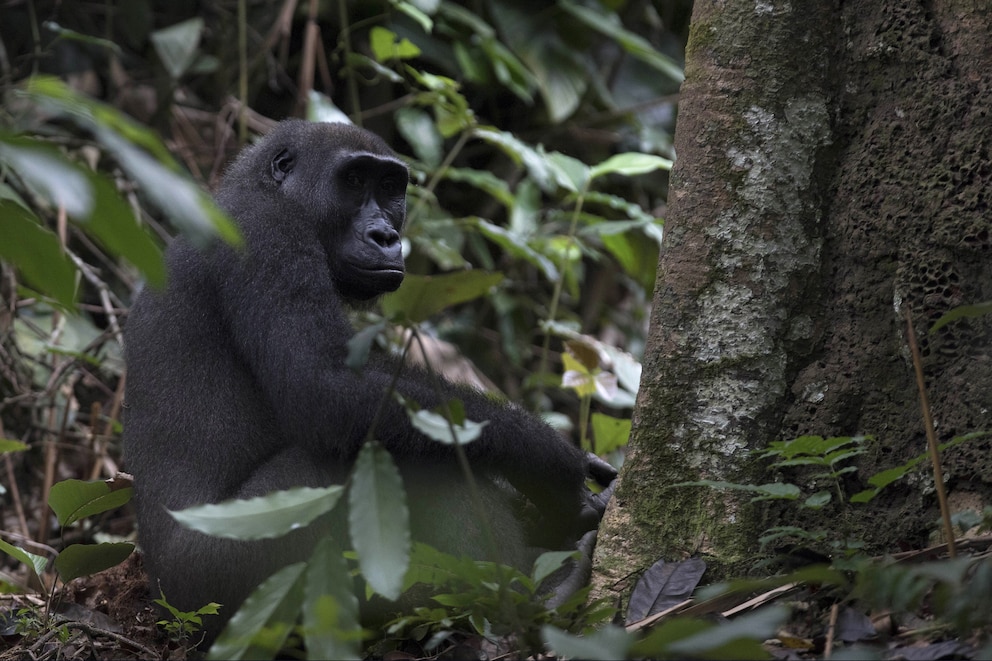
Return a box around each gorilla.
[122,119,615,642]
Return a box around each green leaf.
[472,218,558,280]
[532,550,574,586]
[49,479,133,527]
[170,486,343,540]
[20,78,241,249]
[472,128,557,192]
[380,271,503,323]
[546,152,590,193]
[591,413,632,455]
[151,18,204,79]
[0,201,76,307]
[408,407,488,445]
[671,480,801,501]
[0,538,48,577]
[43,21,123,56]
[559,0,684,83]
[673,607,785,657]
[930,301,992,333]
[306,91,351,124]
[543,624,633,661]
[804,490,832,509]
[348,443,410,600]
[0,138,92,217]
[55,542,134,582]
[0,438,28,454]
[590,152,674,179]
[208,562,307,661]
[442,168,514,207]
[303,537,362,660]
[369,26,421,62]
[395,107,443,168]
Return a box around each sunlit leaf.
[170,486,343,540]
[0,439,28,454]
[396,107,443,168]
[590,152,674,180]
[307,91,352,124]
[591,413,632,454]
[348,443,410,600]
[369,26,421,62]
[409,407,488,445]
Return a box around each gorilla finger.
[586,452,618,486]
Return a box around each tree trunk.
[592,0,992,608]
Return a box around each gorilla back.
[123,120,609,639]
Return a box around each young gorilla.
[123,120,615,641]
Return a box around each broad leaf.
[170,486,343,540]
[0,538,47,577]
[0,439,28,454]
[409,407,488,445]
[381,271,503,323]
[346,321,385,372]
[348,443,410,600]
[591,413,632,455]
[49,478,133,527]
[626,557,706,624]
[672,480,801,501]
[590,152,674,180]
[55,542,134,582]
[543,624,633,661]
[303,536,362,660]
[209,562,307,661]
[0,201,76,307]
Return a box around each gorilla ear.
[271,148,295,183]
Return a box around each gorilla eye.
[381,177,404,195]
[343,170,363,190]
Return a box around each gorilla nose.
[366,224,400,248]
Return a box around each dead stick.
[824,602,839,658]
[904,309,956,558]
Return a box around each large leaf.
[348,442,410,600]
[170,486,343,540]
[0,138,92,217]
[208,562,307,661]
[590,152,674,180]
[543,624,634,661]
[21,77,240,249]
[49,478,133,527]
[559,0,684,84]
[0,201,76,307]
[473,218,558,280]
[590,413,632,455]
[303,537,362,660]
[626,557,706,624]
[0,135,166,287]
[380,271,503,323]
[55,542,134,582]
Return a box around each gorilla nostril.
[367,226,399,248]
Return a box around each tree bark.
[592,0,992,609]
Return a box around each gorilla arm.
[211,238,590,531]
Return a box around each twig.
[903,309,956,558]
[824,602,839,657]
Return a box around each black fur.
[123,120,611,639]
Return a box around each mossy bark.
[592,0,992,612]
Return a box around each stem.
[578,394,591,453]
[407,131,470,226]
[337,0,362,125]
[538,183,589,386]
[904,308,956,557]
[237,0,247,144]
